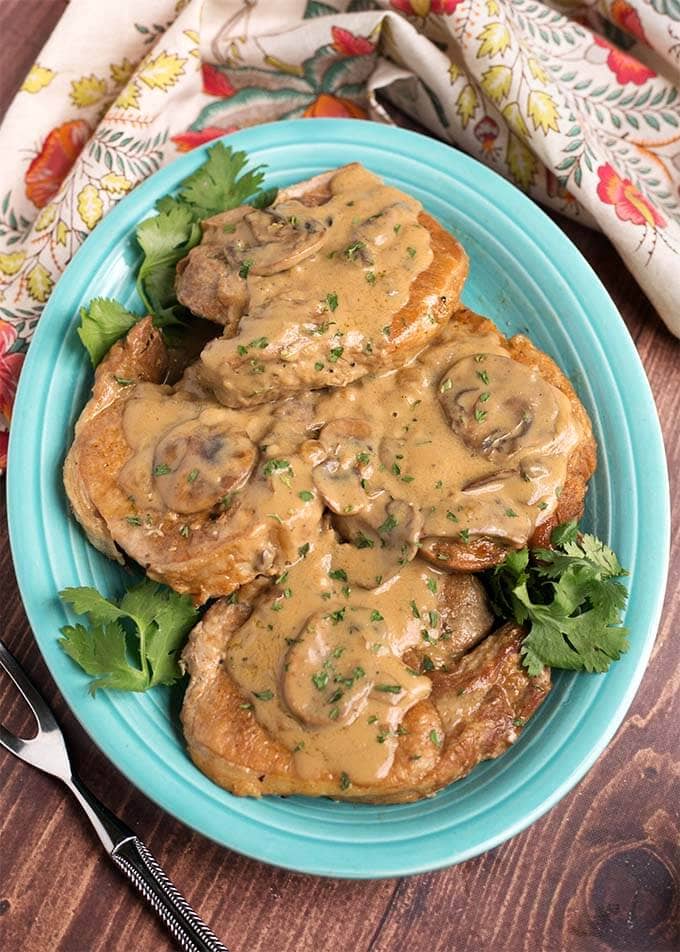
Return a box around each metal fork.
[0,640,229,952]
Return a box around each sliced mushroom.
[151,418,257,514]
[438,354,563,461]
[312,418,378,516]
[280,608,430,730]
[333,495,424,586]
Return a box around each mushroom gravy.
[195,164,435,406]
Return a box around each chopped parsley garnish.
[314,361,325,371]
[262,458,290,477]
[187,468,199,483]
[254,690,273,701]
[375,684,402,694]
[370,610,384,622]
[249,336,268,349]
[378,514,398,534]
[355,532,374,549]
[298,490,314,502]
[356,452,370,464]
[410,600,421,619]
[153,463,171,476]
[429,730,442,748]
[126,516,142,526]
[179,524,190,538]
[325,292,338,312]
[538,501,548,510]
[298,542,310,558]
[344,240,365,260]
[421,656,435,673]
[394,223,402,234]
[427,578,437,594]
[239,258,253,279]
[339,772,351,790]
[477,369,490,385]
[366,271,377,285]
[459,528,470,543]
[446,510,459,523]
[327,608,346,625]
[312,671,329,691]
[440,378,453,392]
[505,508,518,518]
[329,568,348,582]
[329,346,344,363]
[480,391,491,402]
[406,246,416,258]
[474,408,488,423]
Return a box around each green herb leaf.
[483,524,629,676]
[77,298,141,366]
[178,142,266,220]
[59,580,198,694]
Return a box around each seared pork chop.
[310,307,596,572]
[181,531,550,802]
[64,319,322,602]
[175,164,468,407]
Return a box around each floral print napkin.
[0,0,678,467]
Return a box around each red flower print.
[331,26,375,56]
[25,119,90,208]
[592,36,655,85]
[391,0,463,14]
[0,320,17,354]
[303,94,367,119]
[0,351,25,423]
[610,0,648,46]
[171,126,238,152]
[596,164,666,228]
[473,116,499,153]
[201,64,236,98]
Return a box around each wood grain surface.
[1,4,678,951]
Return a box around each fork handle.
[111,836,229,952]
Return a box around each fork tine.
[0,640,60,735]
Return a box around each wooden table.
[1,5,678,950]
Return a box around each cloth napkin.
[1,0,679,467]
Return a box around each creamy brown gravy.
[226,529,440,784]
[198,165,433,405]
[311,322,581,548]
[117,383,319,558]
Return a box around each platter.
[7,119,670,877]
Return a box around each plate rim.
[7,118,670,878]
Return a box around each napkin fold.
[1,0,678,466]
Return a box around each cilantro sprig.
[76,142,276,363]
[77,298,141,367]
[136,142,272,324]
[484,521,629,676]
[59,580,199,694]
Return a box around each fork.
[0,640,229,952]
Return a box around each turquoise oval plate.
[8,120,670,878]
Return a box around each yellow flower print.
[27,264,53,303]
[100,173,133,195]
[70,74,108,108]
[263,55,304,78]
[502,101,529,138]
[486,0,500,14]
[56,221,69,246]
[77,184,104,230]
[477,23,511,59]
[448,63,461,84]
[0,251,26,277]
[527,90,560,135]
[527,58,549,85]
[481,65,512,104]
[21,64,55,94]
[456,85,478,129]
[110,58,136,87]
[114,81,141,111]
[34,204,57,232]
[139,52,186,91]
[506,135,537,190]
